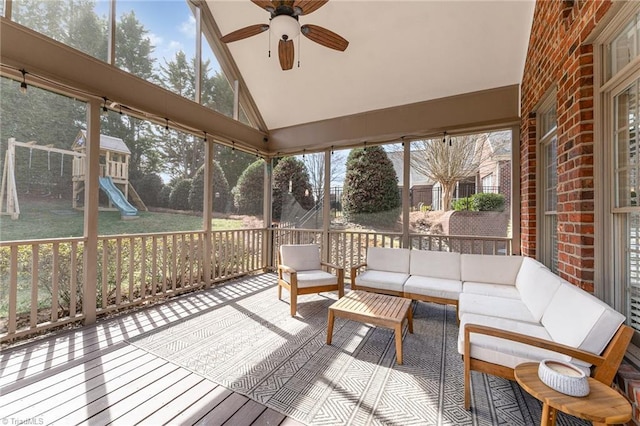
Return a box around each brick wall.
[520,0,612,292]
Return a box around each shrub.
[169,178,192,210]
[157,185,172,208]
[342,146,400,227]
[134,173,164,207]
[233,160,265,215]
[188,162,230,213]
[452,193,505,212]
[473,193,505,211]
[271,157,314,221]
[452,197,475,211]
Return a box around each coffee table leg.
[395,324,403,364]
[407,304,414,334]
[541,403,557,426]
[326,309,335,345]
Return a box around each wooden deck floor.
[0,274,304,426]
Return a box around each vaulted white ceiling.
[207,0,535,131]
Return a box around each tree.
[301,152,345,202]
[201,63,234,118]
[411,134,487,211]
[214,145,255,190]
[342,146,400,227]
[159,50,195,100]
[233,159,265,216]
[272,157,314,222]
[188,162,230,213]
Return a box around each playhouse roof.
[74,130,131,155]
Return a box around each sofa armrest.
[463,323,604,367]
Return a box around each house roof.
[208,0,535,131]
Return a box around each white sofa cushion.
[462,282,520,299]
[283,270,338,288]
[517,264,562,322]
[356,270,408,293]
[367,247,411,274]
[459,293,538,323]
[409,250,461,280]
[542,283,625,357]
[460,254,523,285]
[280,244,321,271]
[457,313,580,371]
[404,275,462,301]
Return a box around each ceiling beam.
[268,85,520,153]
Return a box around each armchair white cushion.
[278,244,344,317]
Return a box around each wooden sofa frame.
[463,323,634,410]
[278,251,344,317]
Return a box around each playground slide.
[98,176,138,217]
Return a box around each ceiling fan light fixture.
[270,15,300,41]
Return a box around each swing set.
[1,132,147,220]
[0,138,81,219]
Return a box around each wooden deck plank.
[144,379,227,425]
[0,275,325,426]
[169,383,234,425]
[41,358,178,424]
[1,345,143,415]
[251,407,287,426]
[105,372,205,425]
[223,398,267,425]
[0,343,137,403]
[195,392,250,426]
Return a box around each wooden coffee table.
[514,362,632,426]
[326,290,413,364]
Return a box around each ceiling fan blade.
[220,24,269,43]
[301,24,348,51]
[293,0,328,15]
[251,0,276,12]
[278,39,295,70]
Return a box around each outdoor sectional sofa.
[350,247,633,409]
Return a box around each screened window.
[539,97,558,273]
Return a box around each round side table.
[514,362,631,426]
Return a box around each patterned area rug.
[129,275,588,426]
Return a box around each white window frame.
[537,93,558,273]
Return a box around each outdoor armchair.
[278,244,345,317]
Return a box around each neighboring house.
[388,132,512,210]
[476,131,512,208]
[387,151,436,209]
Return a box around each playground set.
[1,130,146,220]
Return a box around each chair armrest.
[463,324,604,367]
[350,262,367,280]
[278,264,297,274]
[321,261,343,272]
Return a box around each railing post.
[83,99,100,325]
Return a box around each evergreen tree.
[272,157,314,222]
[233,160,264,216]
[342,146,400,227]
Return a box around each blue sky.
[95,0,220,72]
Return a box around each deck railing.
[1,227,510,342]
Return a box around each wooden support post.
[323,148,331,262]
[83,99,100,325]
[264,158,273,270]
[203,138,213,287]
[402,139,410,248]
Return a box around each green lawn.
[0,197,244,241]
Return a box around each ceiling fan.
[220,0,349,71]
